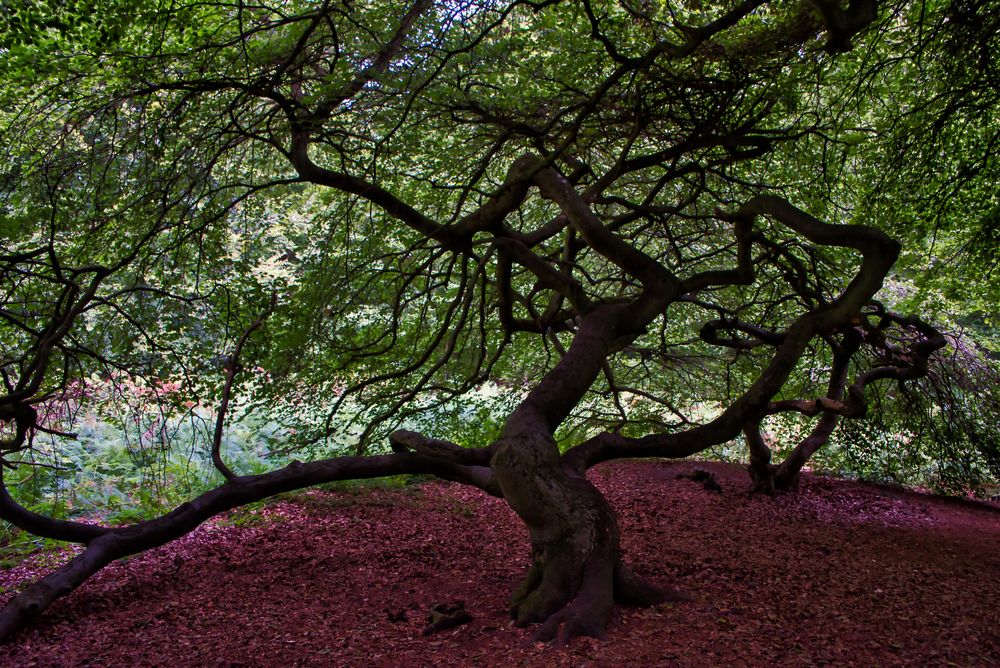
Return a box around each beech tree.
[0,0,995,642]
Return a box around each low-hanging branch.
[0,0,990,648]
[0,449,500,641]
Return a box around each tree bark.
[492,433,682,642]
[744,423,778,494]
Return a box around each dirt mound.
[2,461,998,666]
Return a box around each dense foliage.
[1,0,998,642]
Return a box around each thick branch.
[388,429,493,466]
[563,196,900,471]
[0,450,499,641]
[506,291,670,437]
[700,317,785,350]
[290,140,467,251]
[0,468,109,543]
[0,403,37,452]
[812,0,879,53]
[531,162,678,293]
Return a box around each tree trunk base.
[510,555,692,642]
[748,463,800,494]
[493,435,690,642]
[505,476,619,641]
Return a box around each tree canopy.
[1,0,998,643]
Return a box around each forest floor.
[1,460,998,667]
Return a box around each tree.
[0,0,995,643]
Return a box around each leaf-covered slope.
[2,461,997,667]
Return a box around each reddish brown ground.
[1,460,998,667]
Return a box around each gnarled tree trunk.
[492,433,682,642]
[493,433,619,640]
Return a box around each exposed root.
[677,469,723,493]
[613,562,692,606]
[749,463,802,495]
[510,556,576,627]
[510,558,692,643]
[529,558,614,643]
[422,601,472,635]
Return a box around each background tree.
[0,0,996,642]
